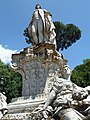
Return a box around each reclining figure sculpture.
[30,65,90,120]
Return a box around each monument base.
[2,44,67,119]
[2,94,48,119]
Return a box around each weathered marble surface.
[28,79,90,120]
[11,43,66,99]
[30,77,90,120]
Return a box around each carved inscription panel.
[22,60,46,97]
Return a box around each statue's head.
[35,4,42,9]
[64,65,72,75]
[63,65,72,80]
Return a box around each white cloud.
[0,45,17,64]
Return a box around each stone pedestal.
[12,43,67,98]
[2,43,67,119]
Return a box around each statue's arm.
[69,95,90,108]
[44,10,55,31]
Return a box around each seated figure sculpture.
[31,65,90,120]
[43,65,72,110]
[42,65,90,120]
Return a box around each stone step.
[1,112,31,120]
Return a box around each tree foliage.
[54,22,81,51]
[0,61,22,103]
[71,59,90,87]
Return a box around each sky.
[0,0,90,69]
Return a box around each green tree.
[54,22,81,51]
[71,59,90,87]
[0,61,22,103]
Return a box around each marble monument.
[2,4,90,120]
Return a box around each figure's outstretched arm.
[43,89,57,110]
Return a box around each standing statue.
[25,4,56,46]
